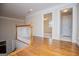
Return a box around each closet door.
[16,25,32,49]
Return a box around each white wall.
[25,4,66,38]
[0,16,24,54]
[77,4,79,45]
[25,12,43,37]
[25,3,78,43]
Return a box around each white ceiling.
[0,3,61,19]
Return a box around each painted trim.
[0,16,24,22]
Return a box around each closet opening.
[43,13,52,40]
[60,8,73,42]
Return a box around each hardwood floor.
[9,36,79,56]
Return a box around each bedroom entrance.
[43,13,52,41]
[60,8,73,42]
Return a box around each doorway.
[43,13,52,39]
[60,8,73,42]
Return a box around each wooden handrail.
[16,24,32,27]
[17,39,29,45]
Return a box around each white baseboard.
[61,38,72,42]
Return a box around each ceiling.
[0,3,61,19]
[61,8,72,16]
